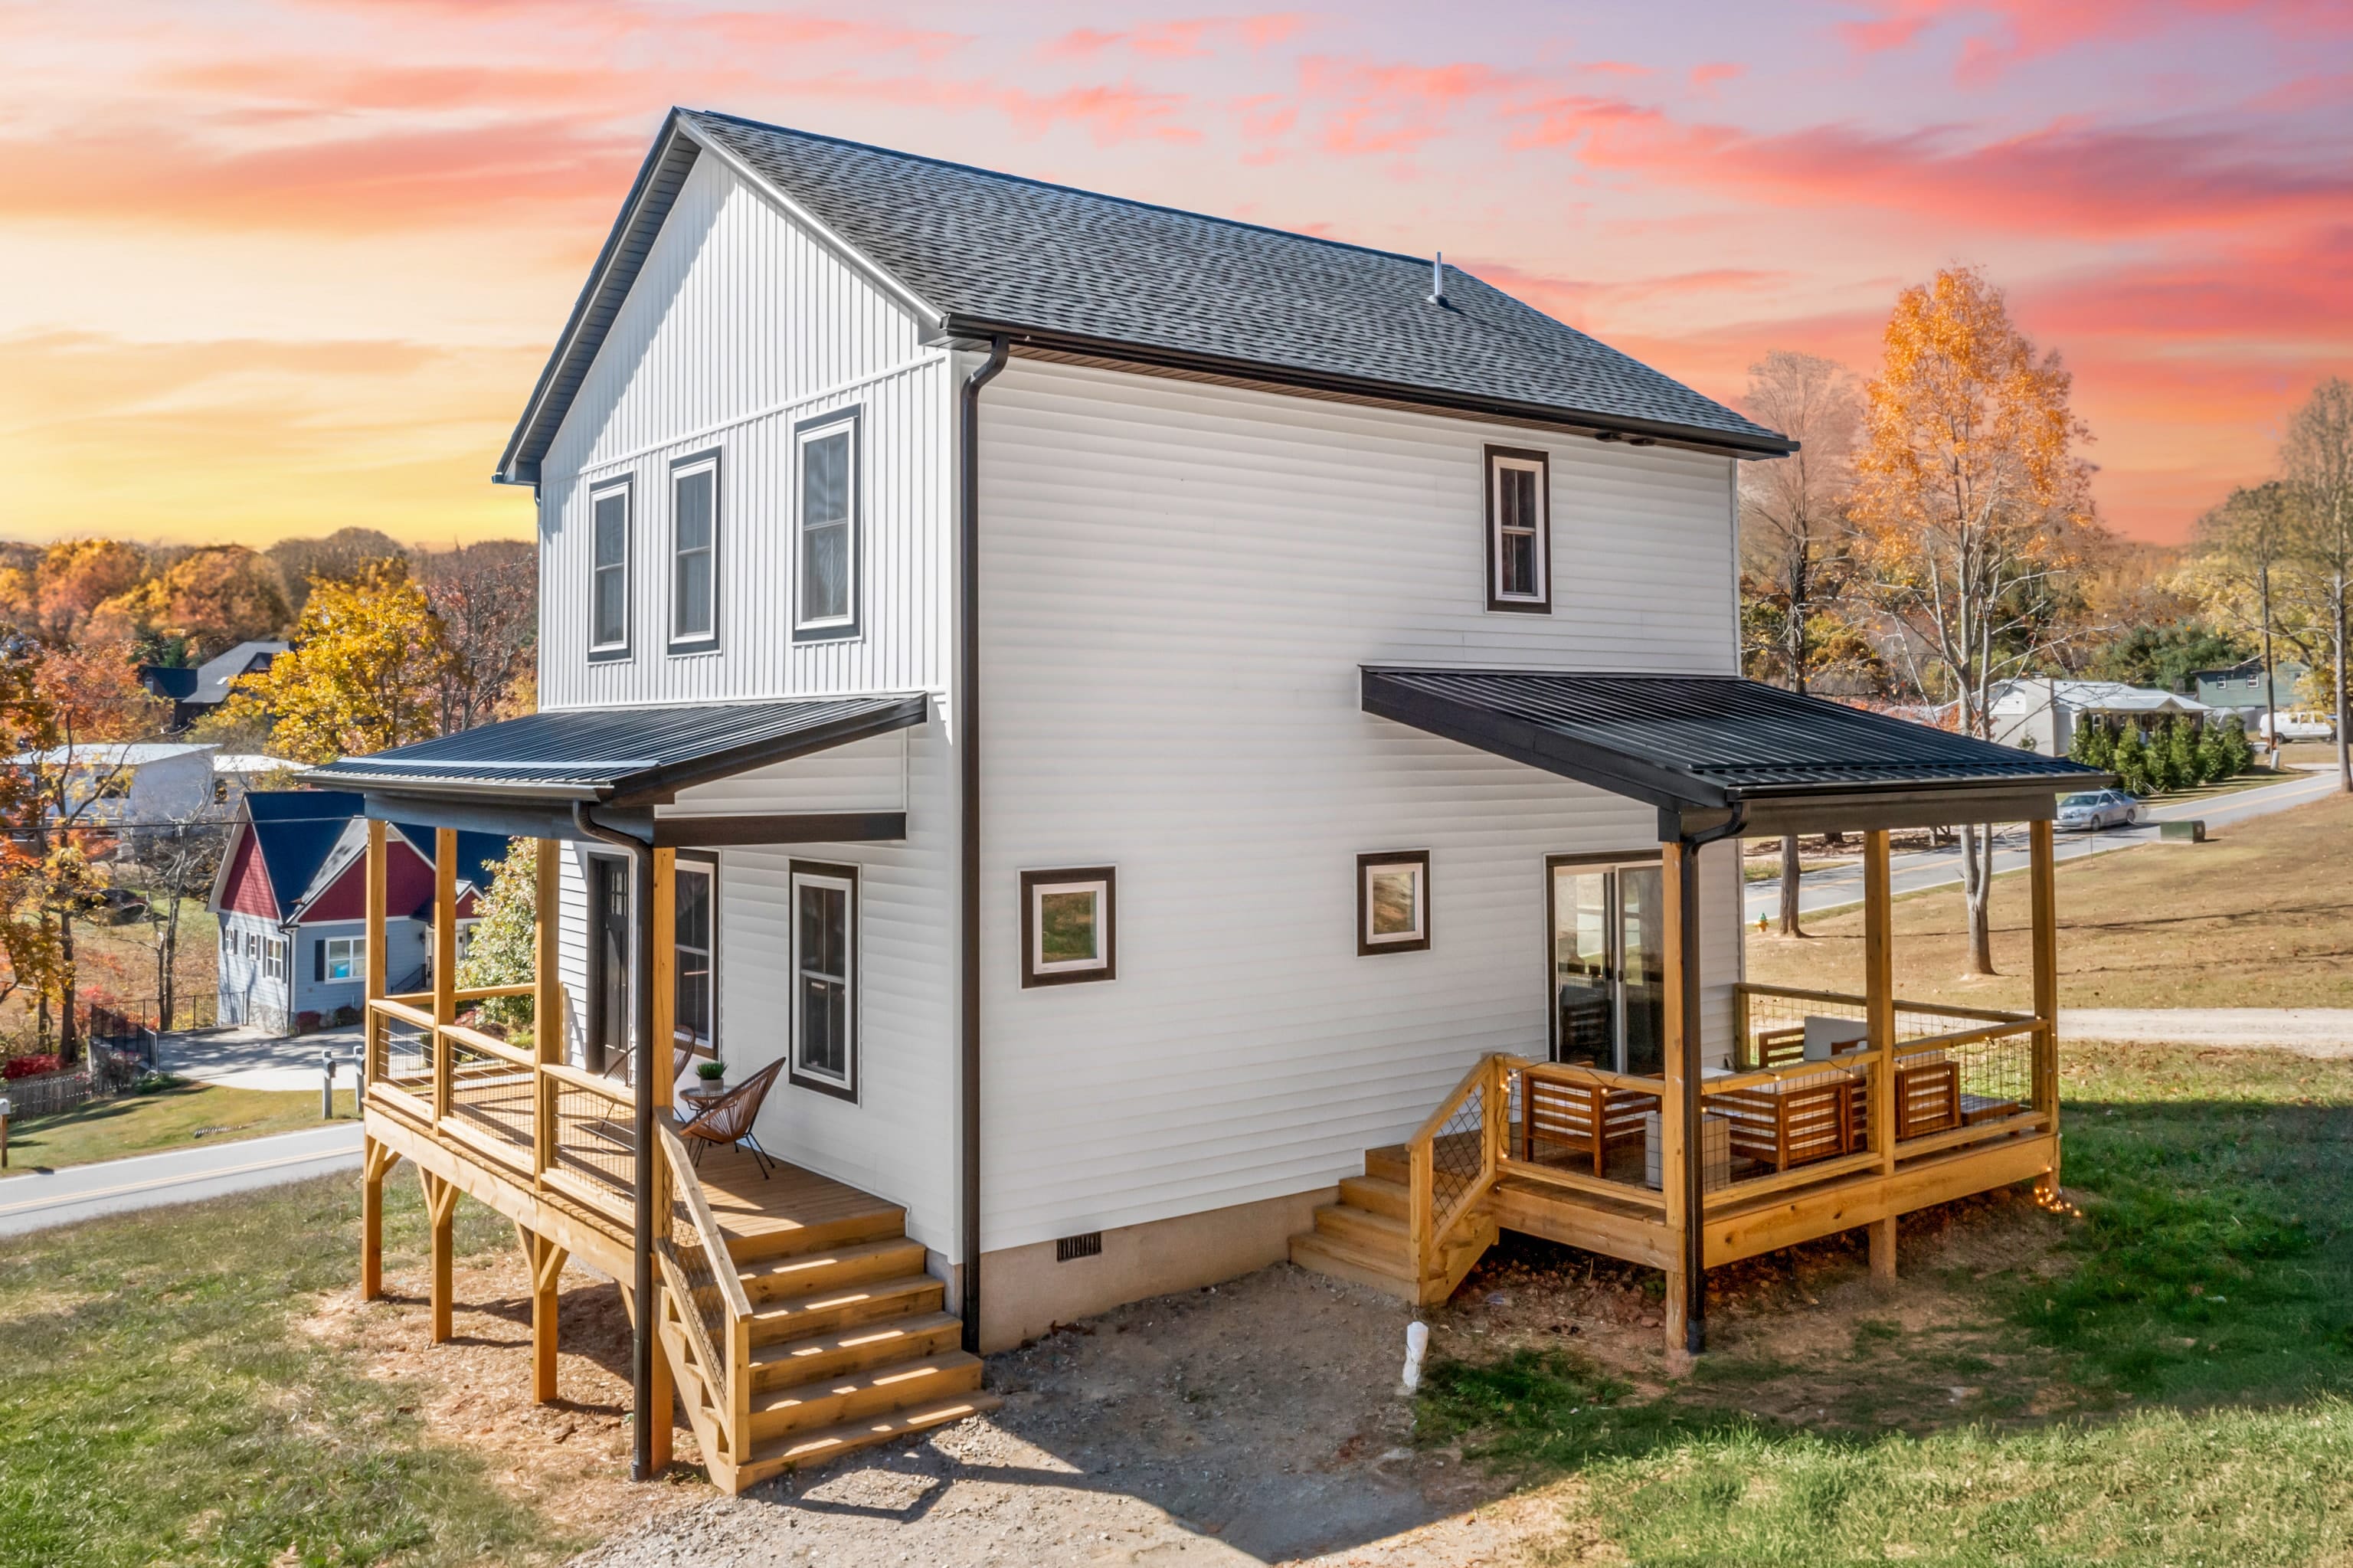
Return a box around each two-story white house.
[312,109,2096,1489]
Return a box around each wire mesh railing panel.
[666,1180,733,1400]
[1739,986,2034,1069]
[1426,1087,1488,1227]
[372,1013,433,1093]
[445,1043,535,1171]
[1925,1027,2037,1122]
[551,1082,637,1212]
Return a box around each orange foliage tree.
[95,545,288,660]
[34,539,149,643]
[1852,267,2099,974]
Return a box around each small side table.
[679,1081,728,1125]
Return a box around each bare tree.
[419,542,537,734]
[127,818,228,1027]
[1739,350,1861,936]
[2283,378,2353,792]
[2190,483,2304,761]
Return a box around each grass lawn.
[1420,1042,2353,1565]
[1745,790,2353,1011]
[0,1079,355,1175]
[0,1173,573,1568]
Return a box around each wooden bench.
[1520,1077,1659,1177]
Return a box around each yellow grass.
[1745,791,2353,1011]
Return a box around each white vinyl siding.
[975,355,1745,1253]
[536,153,949,708]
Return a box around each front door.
[586,856,630,1075]
[1548,859,1666,1075]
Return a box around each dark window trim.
[1542,852,1667,1067]
[791,405,864,645]
[1483,444,1552,614]
[583,850,633,1075]
[1356,849,1432,956]
[787,857,859,1102]
[1019,866,1117,987]
[666,447,723,657]
[587,473,634,661]
[672,849,719,1059]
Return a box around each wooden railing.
[653,1118,751,1471]
[1404,1056,1506,1291]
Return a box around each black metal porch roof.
[299,694,928,808]
[1363,668,2104,834]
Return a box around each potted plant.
[695,1059,726,1092]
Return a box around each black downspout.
[572,800,659,1479]
[1676,803,1748,1356]
[960,337,1010,1355]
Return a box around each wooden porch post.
[533,839,561,1187]
[1863,829,1897,1283]
[1659,838,1694,1357]
[2030,818,2062,1202]
[419,1166,457,1343]
[432,828,458,1124]
[646,846,676,1474]
[519,1226,568,1404]
[361,821,390,1299]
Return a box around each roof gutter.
[959,335,1010,1354]
[938,318,1799,460]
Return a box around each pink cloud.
[1836,1,2353,83]
[1043,15,1306,63]
[1689,61,1745,93]
[1298,57,1523,155]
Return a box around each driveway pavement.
[0,1122,364,1237]
[1745,768,2342,923]
[159,1024,363,1092]
[2060,1007,2353,1055]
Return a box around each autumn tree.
[221,559,450,764]
[418,541,537,732]
[34,538,149,643]
[1852,267,2097,975]
[94,545,290,659]
[266,528,407,619]
[2186,481,2309,757]
[1738,349,1865,935]
[2283,378,2353,791]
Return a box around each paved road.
[1745,768,2343,923]
[2061,1007,2353,1055]
[0,1122,363,1238]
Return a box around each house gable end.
[217,826,280,919]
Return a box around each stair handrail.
[1406,1053,1507,1287]
[653,1116,752,1463]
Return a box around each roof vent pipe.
[1428,251,1447,306]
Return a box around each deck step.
[747,1350,984,1441]
[1288,1230,1419,1301]
[1313,1200,1409,1255]
[747,1311,965,1393]
[739,1237,931,1303]
[734,1392,1004,1489]
[722,1204,909,1265]
[1364,1144,1410,1185]
[1339,1174,1410,1221]
[746,1272,945,1347]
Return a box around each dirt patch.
[303,1241,712,1543]
[571,1188,2083,1566]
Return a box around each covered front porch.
[310,695,990,1493]
[1298,669,2093,1354]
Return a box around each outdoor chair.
[676,1058,786,1178]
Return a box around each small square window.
[1357,850,1431,955]
[1484,446,1551,614]
[1021,868,1116,987]
[322,935,365,983]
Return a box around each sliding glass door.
[1548,859,1666,1075]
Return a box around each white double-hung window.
[794,411,859,639]
[788,862,856,1098]
[1484,446,1551,614]
[669,451,718,652]
[320,935,365,983]
[589,477,631,657]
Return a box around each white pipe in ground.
[1400,1320,1429,1395]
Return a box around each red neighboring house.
[211,790,502,1033]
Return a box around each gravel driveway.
[571,1265,1537,1567]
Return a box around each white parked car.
[2057,789,2144,833]
[2259,710,2335,741]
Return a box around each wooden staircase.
[656,1169,997,1492]
[1288,1144,1496,1304]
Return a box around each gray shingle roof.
[500,109,1790,481]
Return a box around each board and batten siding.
[535,151,955,709]
[974,355,1746,1252]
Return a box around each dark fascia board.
[360,794,650,844]
[944,319,1800,461]
[496,111,702,488]
[1697,784,2087,839]
[650,810,907,847]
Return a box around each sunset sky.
[2,0,2348,548]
